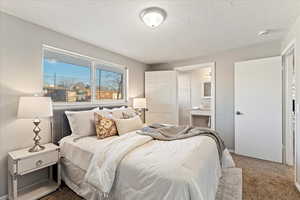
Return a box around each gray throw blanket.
[137,124,225,164]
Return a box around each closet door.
[235,56,282,162]
[145,71,178,125]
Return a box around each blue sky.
[43,59,122,89]
[44,59,91,85]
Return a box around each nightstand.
[8,143,61,200]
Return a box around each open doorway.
[283,42,296,166]
[175,62,216,129]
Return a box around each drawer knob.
[36,160,43,167]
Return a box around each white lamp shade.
[18,97,53,119]
[133,98,147,109]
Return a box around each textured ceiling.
[1,0,299,64]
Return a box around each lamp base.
[28,118,45,153]
[29,144,45,152]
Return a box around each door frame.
[282,41,296,166]
[174,62,216,129]
[282,39,298,189]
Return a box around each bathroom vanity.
[189,110,211,128]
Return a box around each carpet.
[232,154,300,200]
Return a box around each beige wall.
[0,12,148,197]
[150,41,281,150]
[282,16,300,186]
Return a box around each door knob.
[236,111,244,115]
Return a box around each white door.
[145,71,178,125]
[235,56,282,162]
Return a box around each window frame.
[42,45,128,106]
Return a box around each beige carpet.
[232,154,300,200]
[41,154,300,200]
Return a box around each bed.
[52,106,236,200]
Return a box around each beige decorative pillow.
[94,113,118,139]
[114,116,143,135]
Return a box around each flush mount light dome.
[140,7,167,28]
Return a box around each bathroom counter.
[190,110,211,127]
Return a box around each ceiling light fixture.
[140,7,167,28]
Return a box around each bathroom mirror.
[203,81,212,98]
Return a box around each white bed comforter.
[84,131,232,200]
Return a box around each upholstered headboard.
[52,105,126,144]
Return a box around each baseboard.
[296,182,300,192]
[0,195,7,200]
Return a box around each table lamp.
[133,98,147,118]
[17,96,53,152]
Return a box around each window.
[43,46,127,104]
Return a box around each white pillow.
[102,106,126,112]
[65,108,101,136]
[111,107,137,119]
[95,110,113,118]
[114,116,143,135]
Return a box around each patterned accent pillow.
[94,113,118,139]
[122,111,138,119]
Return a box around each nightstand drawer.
[18,150,58,174]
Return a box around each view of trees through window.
[96,68,123,100]
[43,48,125,103]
